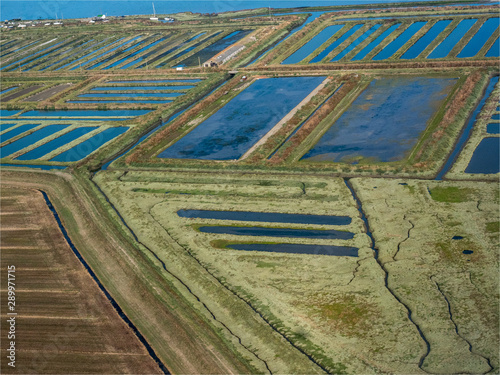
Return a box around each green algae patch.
[486,221,500,233]
[429,186,474,202]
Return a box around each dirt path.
[239,77,331,160]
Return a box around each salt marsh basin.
[301,76,457,163]
[159,76,325,160]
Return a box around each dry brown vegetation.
[0,187,162,374]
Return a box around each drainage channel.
[39,190,170,375]
[343,178,431,371]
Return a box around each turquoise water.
[90,85,194,91]
[351,23,401,61]
[486,36,499,57]
[119,35,172,69]
[176,29,253,67]
[330,24,381,61]
[159,76,325,160]
[311,24,364,63]
[50,127,129,162]
[0,124,69,157]
[465,137,499,174]
[427,19,477,58]
[177,209,351,225]
[486,123,499,134]
[0,124,16,132]
[0,110,22,117]
[0,124,40,143]
[282,25,345,65]
[372,21,426,60]
[20,109,150,117]
[457,17,500,58]
[401,20,452,59]
[226,243,359,257]
[302,76,457,162]
[87,36,143,70]
[16,127,98,160]
[199,226,355,239]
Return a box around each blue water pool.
[0,87,18,95]
[351,23,401,61]
[330,24,382,61]
[311,24,364,63]
[302,76,457,162]
[106,79,201,83]
[0,124,69,157]
[0,109,22,117]
[20,109,150,117]
[457,18,499,58]
[401,20,452,59]
[16,126,98,160]
[465,137,499,174]
[226,243,359,257]
[0,124,16,132]
[486,123,499,134]
[67,100,172,104]
[485,37,499,57]
[78,92,184,98]
[199,226,355,239]
[0,163,67,170]
[90,85,195,91]
[177,209,351,225]
[282,25,345,65]
[372,21,426,60]
[50,127,129,162]
[159,76,325,160]
[0,124,40,143]
[427,19,477,59]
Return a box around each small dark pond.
[465,137,499,174]
[452,235,464,240]
[226,243,359,257]
[199,226,354,239]
[0,109,22,117]
[0,86,18,95]
[178,209,352,225]
[491,113,500,120]
[486,123,499,134]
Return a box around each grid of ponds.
[330,24,381,61]
[351,23,401,61]
[301,76,457,162]
[49,127,129,162]
[15,126,98,160]
[19,109,150,118]
[87,36,143,70]
[154,33,208,69]
[311,24,364,63]
[1,39,66,71]
[0,124,69,157]
[427,19,477,58]
[1,124,41,143]
[175,29,253,67]
[372,21,427,60]
[457,18,500,58]
[400,20,452,59]
[159,76,325,160]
